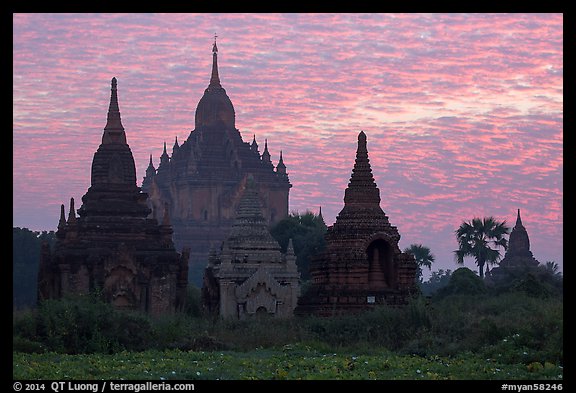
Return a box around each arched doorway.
[367,239,395,289]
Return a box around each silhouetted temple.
[488,209,539,280]
[142,38,291,285]
[201,177,300,319]
[295,131,417,316]
[37,78,189,315]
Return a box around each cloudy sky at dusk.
[13,13,563,276]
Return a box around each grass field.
[13,345,562,380]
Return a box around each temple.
[295,131,417,316]
[488,209,540,280]
[142,38,291,286]
[37,78,189,315]
[201,176,300,319]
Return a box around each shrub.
[15,294,154,354]
[436,267,486,297]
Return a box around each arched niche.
[366,238,396,289]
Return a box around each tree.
[544,261,562,277]
[270,211,327,280]
[13,227,56,309]
[436,267,486,297]
[420,269,452,296]
[454,217,509,278]
[403,243,435,282]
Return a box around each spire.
[67,197,77,225]
[160,141,170,164]
[506,208,531,257]
[172,136,180,157]
[145,154,156,176]
[343,131,380,206]
[276,150,287,175]
[209,34,221,88]
[251,134,259,152]
[102,77,127,144]
[262,139,272,166]
[515,208,524,228]
[58,203,66,229]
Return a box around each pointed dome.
[343,131,381,207]
[507,209,531,257]
[195,38,236,129]
[90,78,137,187]
[225,177,283,262]
[332,131,391,233]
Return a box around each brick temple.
[37,78,189,315]
[487,209,540,281]
[295,131,418,316]
[201,176,300,319]
[142,38,291,286]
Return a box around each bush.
[436,267,486,297]
[15,294,154,354]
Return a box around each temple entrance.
[367,239,395,289]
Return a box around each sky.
[13,13,563,277]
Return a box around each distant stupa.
[487,209,540,281]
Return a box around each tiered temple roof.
[37,78,189,315]
[295,131,417,316]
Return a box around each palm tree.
[544,261,562,277]
[404,244,435,282]
[454,217,510,278]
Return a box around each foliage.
[13,346,563,380]
[13,279,562,380]
[183,285,202,317]
[13,227,56,309]
[419,269,452,296]
[14,294,154,354]
[270,211,327,280]
[403,244,435,282]
[454,217,510,278]
[435,267,486,297]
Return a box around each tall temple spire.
[343,131,380,207]
[209,33,221,88]
[102,77,127,145]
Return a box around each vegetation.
[13,278,562,379]
[13,347,562,380]
[454,217,510,278]
[270,211,327,280]
[403,243,435,282]
[13,227,56,309]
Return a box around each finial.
[209,34,221,88]
[516,208,523,227]
[149,154,153,166]
[279,150,283,163]
[103,77,126,143]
